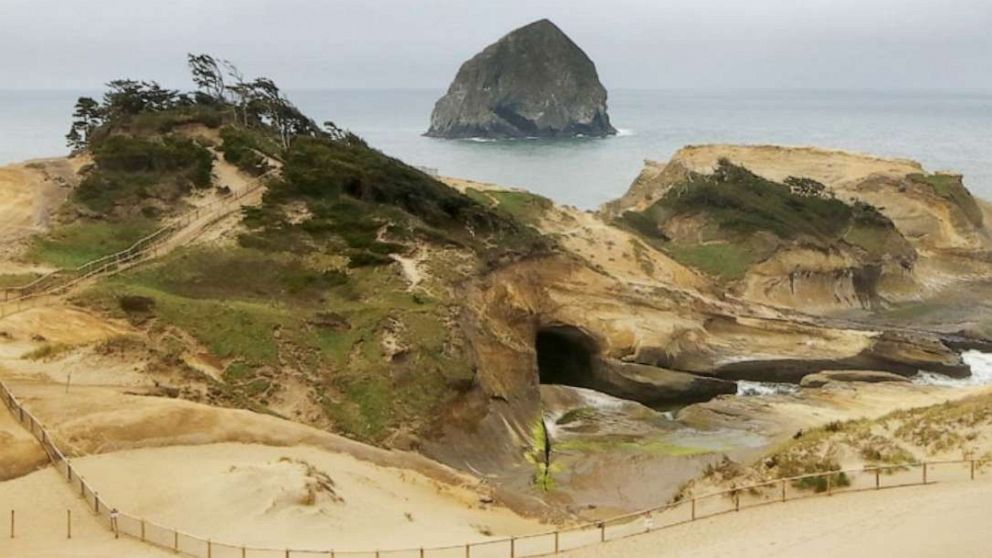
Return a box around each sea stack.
[426,19,617,139]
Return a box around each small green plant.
[23,343,74,361]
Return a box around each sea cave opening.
[535,325,599,388]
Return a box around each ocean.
[3,89,991,209]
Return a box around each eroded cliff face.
[611,145,991,253]
[603,145,992,312]
[423,247,968,482]
[426,19,616,139]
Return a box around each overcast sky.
[2,0,990,91]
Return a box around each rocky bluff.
[426,19,616,139]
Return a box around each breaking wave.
[913,350,992,387]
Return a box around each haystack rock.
[426,19,617,139]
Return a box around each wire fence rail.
[0,176,267,318]
[1,377,988,557]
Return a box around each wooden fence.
[1,377,987,557]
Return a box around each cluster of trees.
[67,54,333,151]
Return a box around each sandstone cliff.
[603,145,992,311]
[426,19,616,139]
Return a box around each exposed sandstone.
[800,369,911,388]
[602,145,992,312]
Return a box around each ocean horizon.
[3,88,991,209]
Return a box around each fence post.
[734,492,740,512]
[286,549,290,558]
[174,530,179,553]
[826,475,832,496]
[9,510,13,538]
[420,547,424,558]
[781,479,787,502]
[141,519,146,541]
[554,530,560,554]
[875,468,880,489]
[94,493,99,514]
[67,510,71,539]
[464,542,470,557]
[923,462,928,485]
[511,536,517,557]
[691,498,696,520]
[599,522,606,542]
[971,459,976,480]
[242,546,246,558]
[208,540,212,558]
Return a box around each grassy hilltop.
[45,54,550,443]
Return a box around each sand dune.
[0,466,176,558]
[69,443,545,552]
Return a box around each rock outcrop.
[799,370,911,388]
[426,19,616,139]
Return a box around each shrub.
[119,295,156,314]
[92,135,213,187]
[219,126,268,175]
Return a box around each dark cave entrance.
[536,325,599,387]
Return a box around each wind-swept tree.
[248,77,321,149]
[102,80,178,118]
[65,96,103,150]
[187,53,227,102]
[223,60,253,126]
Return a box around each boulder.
[426,19,616,139]
[800,370,912,388]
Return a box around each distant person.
[110,508,119,538]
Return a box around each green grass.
[486,190,553,224]
[463,188,553,226]
[85,282,284,364]
[78,246,475,444]
[30,217,158,269]
[665,242,758,281]
[620,160,908,281]
[652,161,857,240]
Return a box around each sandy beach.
[559,478,992,558]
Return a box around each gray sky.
[2,0,990,91]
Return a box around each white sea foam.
[736,380,800,397]
[615,128,636,137]
[913,351,992,387]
